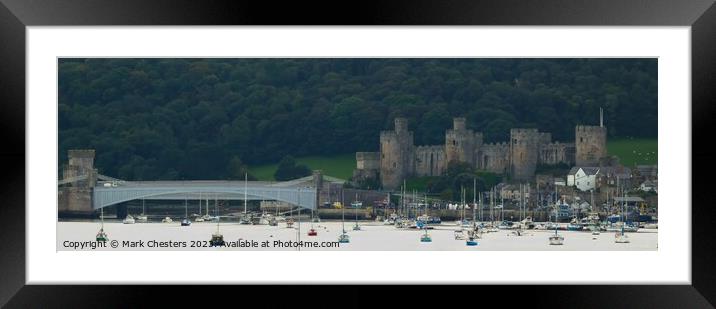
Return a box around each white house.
[639,180,657,193]
[567,167,600,191]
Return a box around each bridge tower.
[58,149,97,217]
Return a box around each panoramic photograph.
[56,58,658,251]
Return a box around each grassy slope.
[248,153,356,181]
[607,138,658,167]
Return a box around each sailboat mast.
[341,188,345,232]
[501,190,504,222]
[244,172,248,214]
[297,188,301,250]
[473,178,476,223]
[489,187,493,224]
[479,192,483,222]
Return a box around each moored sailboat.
[123,214,136,224]
[352,195,362,231]
[338,189,350,243]
[209,197,225,247]
[96,206,108,242]
[181,196,191,226]
[135,199,148,222]
[614,226,630,243]
[420,227,432,242]
[549,227,564,245]
[239,173,252,225]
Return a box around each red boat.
[308,228,318,236]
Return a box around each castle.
[353,114,607,189]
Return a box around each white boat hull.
[549,236,564,245]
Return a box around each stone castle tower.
[509,128,540,180]
[575,109,607,166]
[380,118,415,189]
[445,117,482,167]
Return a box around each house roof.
[569,167,600,176]
[613,197,645,202]
[641,180,655,186]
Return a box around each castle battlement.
[68,149,95,159]
[416,145,444,151]
[576,125,606,132]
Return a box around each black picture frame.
[1,0,714,307]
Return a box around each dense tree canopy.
[58,58,657,180]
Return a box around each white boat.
[180,196,191,226]
[162,216,173,223]
[384,217,396,225]
[615,233,630,243]
[615,227,630,243]
[549,229,564,245]
[123,214,136,224]
[454,229,466,240]
[643,223,658,229]
[520,216,535,229]
[258,212,273,225]
[136,199,148,222]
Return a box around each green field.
[607,138,657,166]
[248,153,356,181]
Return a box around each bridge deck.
[93,180,318,210]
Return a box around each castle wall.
[539,142,575,165]
[356,152,380,170]
[575,125,607,166]
[538,132,552,146]
[415,145,446,176]
[478,142,510,174]
[510,128,540,180]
